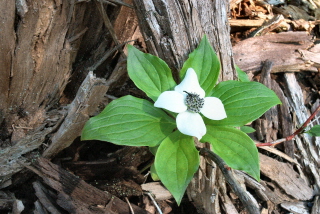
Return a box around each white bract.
[154,68,227,140]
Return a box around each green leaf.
[202,126,260,180]
[235,65,250,82]
[240,126,256,133]
[207,81,281,126]
[155,131,199,205]
[81,95,176,147]
[180,35,220,95]
[149,146,159,156]
[127,45,177,101]
[306,125,320,136]
[150,163,160,181]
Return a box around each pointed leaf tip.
[155,131,199,205]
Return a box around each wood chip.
[141,182,172,201]
[281,201,309,214]
[260,154,313,200]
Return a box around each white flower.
[154,68,227,140]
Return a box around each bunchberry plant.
[81,35,281,204]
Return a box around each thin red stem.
[256,104,320,147]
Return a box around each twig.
[124,197,135,214]
[256,104,320,147]
[103,0,134,8]
[198,147,260,214]
[147,192,163,214]
[88,41,132,71]
[95,0,126,58]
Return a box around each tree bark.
[0,0,137,185]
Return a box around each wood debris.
[1,0,320,213]
[260,154,313,200]
[233,32,316,73]
[141,182,172,201]
[27,157,149,214]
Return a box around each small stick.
[147,192,163,214]
[124,197,135,214]
[256,104,320,147]
[198,147,260,214]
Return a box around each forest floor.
[2,1,320,214]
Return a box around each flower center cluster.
[184,91,204,113]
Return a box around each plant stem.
[256,104,320,147]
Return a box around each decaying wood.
[0,0,125,188]
[234,32,319,212]
[1,0,78,140]
[273,5,314,20]
[229,19,265,28]
[199,148,260,214]
[283,73,320,188]
[249,14,285,37]
[141,182,172,201]
[0,114,64,184]
[27,157,149,214]
[42,71,108,159]
[1,0,319,213]
[133,0,237,81]
[260,154,313,200]
[233,32,317,73]
[0,70,108,185]
[280,201,310,214]
[256,60,294,157]
[312,196,320,214]
[33,181,63,214]
[0,191,24,213]
[64,146,150,181]
[63,146,151,199]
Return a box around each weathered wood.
[312,196,320,214]
[0,1,15,124]
[273,5,314,20]
[249,15,285,37]
[28,157,149,214]
[141,182,172,201]
[0,0,137,186]
[229,19,265,28]
[280,201,310,214]
[0,0,121,186]
[0,114,64,182]
[233,32,316,73]
[63,146,150,182]
[33,181,63,214]
[42,71,108,158]
[260,154,313,200]
[283,73,320,189]
[3,0,76,140]
[234,35,319,211]
[199,148,260,214]
[34,200,50,214]
[133,0,237,81]
[0,191,24,214]
[256,60,294,157]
